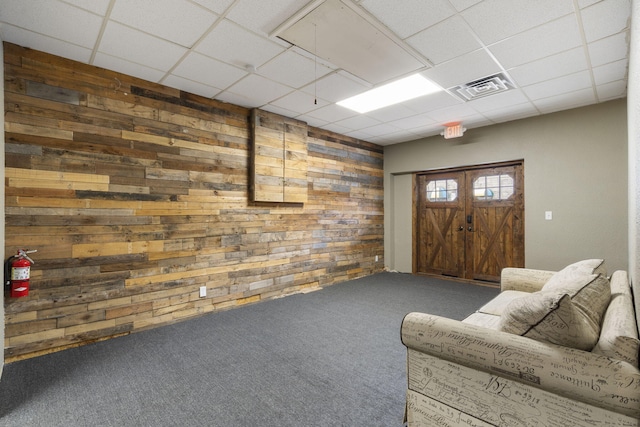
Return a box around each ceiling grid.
[0,0,631,145]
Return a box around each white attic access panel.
[272,0,430,85]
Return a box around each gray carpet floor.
[0,272,499,427]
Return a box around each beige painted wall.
[628,1,639,318]
[384,99,628,274]
[0,40,5,375]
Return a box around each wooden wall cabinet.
[250,109,308,203]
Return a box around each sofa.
[401,260,640,426]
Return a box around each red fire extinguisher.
[6,249,37,298]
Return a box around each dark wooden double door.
[414,162,524,283]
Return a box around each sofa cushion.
[542,272,610,331]
[592,292,640,367]
[476,290,530,316]
[498,291,599,350]
[462,312,501,329]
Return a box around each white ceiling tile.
[361,122,403,136]
[507,47,588,87]
[522,70,593,101]
[257,50,333,89]
[580,0,630,43]
[269,90,330,114]
[0,24,92,63]
[345,129,377,140]
[226,0,309,36]
[588,32,629,67]
[387,113,438,130]
[489,15,582,69]
[448,0,483,12]
[467,89,530,113]
[402,91,462,113]
[191,0,235,14]
[578,0,602,8]
[463,116,494,128]
[301,71,371,103]
[99,22,188,71]
[333,115,381,131]
[173,52,246,89]
[369,130,424,145]
[427,103,484,123]
[318,122,351,135]
[410,124,444,136]
[597,80,627,101]
[162,75,221,99]
[533,87,596,114]
[197,20,285,69]
[60,0,111,15]
[462,0,574,45]
[407,16,482,65]
[593,59,628,85]
[482,102,540,123]
[364,104,417,122]
[298,115,330,129]
[423,49,502,89]
[448,114,488,127]
[0,0,103,48]
[109,0,217,48]
[409,124,443,137]
[93,53,167,82]
[360,0,455,39]
[303,103,358,123]
[223,74,293,107]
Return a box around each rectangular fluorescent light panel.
[337,74,442,113]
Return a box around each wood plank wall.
[3,43,384,362]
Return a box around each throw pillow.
[547,259,606,278]
[542,272,610,331]
[498,291,600,350]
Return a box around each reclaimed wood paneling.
[3,43,384,361]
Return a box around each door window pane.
[473,174,514,200]
[426,179,457,201]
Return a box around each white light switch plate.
[545,211,553,220]
[199,286,207,297]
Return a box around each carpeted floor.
[0,272,499,427]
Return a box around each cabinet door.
[251,109,308,203]
[283,119,308,203]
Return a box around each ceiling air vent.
[449,72,515,102]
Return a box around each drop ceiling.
[0,0,632,146]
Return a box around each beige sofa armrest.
[610,270,631,295]
[401,312,640,418]
[500,267,556,292]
